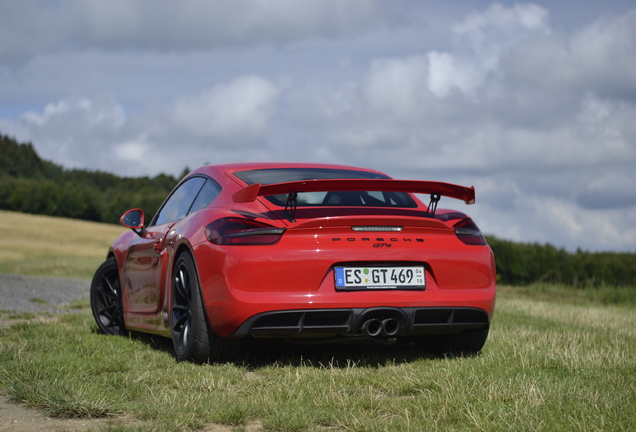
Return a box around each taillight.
[454,218,487,245]
[205,217,285,245]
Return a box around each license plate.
[335,266,425,290]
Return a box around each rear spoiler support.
[427,193,441,217]
[284,192,298,222]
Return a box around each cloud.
[475,194,636,252]
[576,170,636,210]
[363,56,429,117]
[7,75,280,174]
[17,97,127,170]
[500,8,636,103]
[427,3,549,97]
[171,75,279,141]
[0,0,389,64]
[21,97,125,129]
[323,4,636,173]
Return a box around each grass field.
[1,295,634,431]
[0,210,635,431]
[0,210,125,278]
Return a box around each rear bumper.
[229,306,489,339]
[192,230,497,338]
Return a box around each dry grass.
[0,210,125,278]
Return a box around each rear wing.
[233,179,475,205]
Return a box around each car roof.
[189,162,390,181]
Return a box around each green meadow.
[0,210,634,431]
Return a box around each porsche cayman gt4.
[90,163,496,362]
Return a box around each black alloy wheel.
[171,255,195,360]
[170,252,242,363]
[90,257,126,335]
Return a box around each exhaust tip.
[362,318,383,337]
[381,318,400,337]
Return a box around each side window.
[154,177,206,226]
[189,179,221,214]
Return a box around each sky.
[1,0,635,252]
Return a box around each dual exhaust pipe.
[362,317,400,337]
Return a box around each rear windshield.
[235,168,418,208]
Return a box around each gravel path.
[0,274,91,314]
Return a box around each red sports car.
[90,163,496,362]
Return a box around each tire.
[90,257,126,336]
[170,252,242,363]
[406,328,489,356]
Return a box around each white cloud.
[0,0,388,63]
[427,3,549,97]
[364,56,429,117]
[16,97,126,170]
[171,75,279,140]
[6,75,280,175]
[567,9,636,94]
[114,139,150,163]
[499,8,636,104]
[21,97,126,129]
[488,195,636,252]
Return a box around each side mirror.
[120,209,145,236]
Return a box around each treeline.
[0,133,179,223]
[487,236,636,288]
[2,133,635,287]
